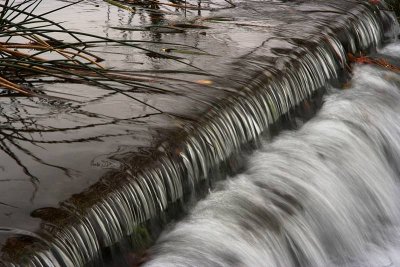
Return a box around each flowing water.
[144,63,400,267]
[0,0,399,266]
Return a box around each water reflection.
[0,0,392,266]
[0,92,165,202]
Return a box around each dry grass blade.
[0,1,107,95]
[0,0,219,115]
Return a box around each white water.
[144,57,400,266]
[380,43,400,57]
[1,2,393,266]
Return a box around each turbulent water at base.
[1,1,399,267]
[144,64,400,267]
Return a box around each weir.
[0,0,398,266]
[145,65,400,267]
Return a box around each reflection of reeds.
[0,0,209,106]
[0,0,203,203]
[111,0,235,14]
[0,0,104,95]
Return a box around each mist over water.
[144,62,400,267]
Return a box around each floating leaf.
[195,79,213,85]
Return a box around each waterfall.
[1,1,396,266]
[144,64,400,267]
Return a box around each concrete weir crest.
[0,1,396,266]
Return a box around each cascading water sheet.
[0,0,396,266]
[144,61,400,266]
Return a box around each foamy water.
[144,47,400,267]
